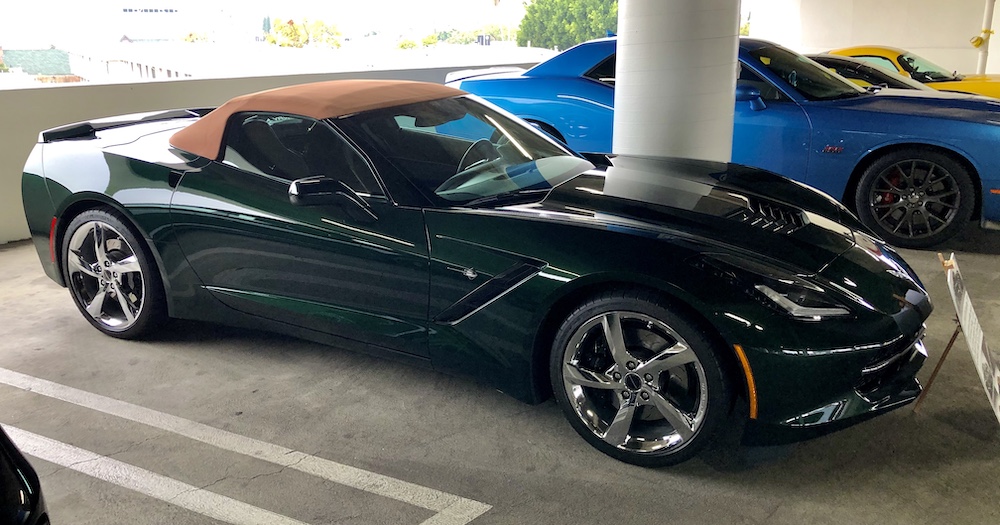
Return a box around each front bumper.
[743,337,927,445]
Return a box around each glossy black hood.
[533,155,864,273]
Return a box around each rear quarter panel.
[37,124,202,314]
[465,76,615,153]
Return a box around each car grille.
[727,197,806,234]
[856,329,925,401]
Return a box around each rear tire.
[854,149,974,248]
[62,208,167,339]
[550,289,730,467]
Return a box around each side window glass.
[222,113,382,196]
[584,54,616,85]
[738,66,788,101]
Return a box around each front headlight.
[695,254,853,321]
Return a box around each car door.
[169,112,429,356]
[732,64,813,179]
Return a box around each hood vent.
[727,196,806,234]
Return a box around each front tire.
[62,208,166,339]
[854,149,975,248]
[550,290,730,467]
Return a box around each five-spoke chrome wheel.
[551,292,728,467]
[62,209,165,338]
[856,149,974,248]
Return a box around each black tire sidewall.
[854,149,975,248]
[549,290,730,467]
[62,208,166,339]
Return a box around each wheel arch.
[843,142,983,219]
[54,194,175,315]
[527,277,747,410]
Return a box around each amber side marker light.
[990,188,1000,195]
[733,344,758,419]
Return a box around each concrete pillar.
[612,0,741,162]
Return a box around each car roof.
[170,79,463,160]
[525,36,777,77]
[829,45,906,56]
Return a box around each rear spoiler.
[40,108,214,143]
[444,66,526,85]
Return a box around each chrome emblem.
[448,266,479,280]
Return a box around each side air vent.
[727,197,806,234]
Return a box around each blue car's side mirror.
[736,82,767,111]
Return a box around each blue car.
[449,37,1000,248]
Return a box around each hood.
[529,155,863,273]
[949,73,1000,83]
[829,88,1000,121]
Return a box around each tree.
[265,18,342,48]
[517,0,617,50]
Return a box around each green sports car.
[21,80,931,466]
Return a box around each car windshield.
[340,96,593,206]
[751,45,866,101]
[857,63,933,90]
[897,52,959,82]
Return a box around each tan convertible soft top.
[169,79,464,160]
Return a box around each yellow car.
[829,45,1000,97]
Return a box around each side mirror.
[288,176,377,222]
[735,82,767,111]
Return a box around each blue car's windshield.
[340,96,592,206]
[751,45,866,101]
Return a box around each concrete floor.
[1,227,999,525]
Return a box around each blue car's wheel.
[550,290,730,467]
[855,149,975,248]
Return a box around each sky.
[0,0,526,49]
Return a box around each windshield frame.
[749,45,867,101]
[336,95,593,208]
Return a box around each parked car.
[1,426,47,525]
[829,45,1000,97]
[23,80,931,466]
[449,37,1000,248]
[808,53,940,91]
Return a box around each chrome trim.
[861,327,925,375]
[436,265,543,326]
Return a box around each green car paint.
[21,100,931,446]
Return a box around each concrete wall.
[0,65,533,244]
[747,0,1000,74]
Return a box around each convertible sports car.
[448,37,1000,248]
[22,80,931,466]
[829,45,1000,97]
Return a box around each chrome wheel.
[867,159,961,241]
[561,311,708,454]
[66,220,146,331]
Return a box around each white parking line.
[0,367,491,525]
[5,425,311,525]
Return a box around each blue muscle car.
[449,37,1000,248]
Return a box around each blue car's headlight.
[694,254,853,320]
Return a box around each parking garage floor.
[1,229,999,525]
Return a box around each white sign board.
[943,253,1000,424]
